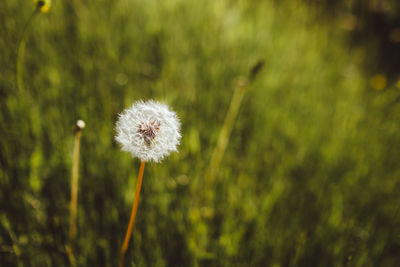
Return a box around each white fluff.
[115,100,181,162]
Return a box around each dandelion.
[34,0,51,13]
[115,100,181,267]
[116,100,181,162]
[67,120,85,266]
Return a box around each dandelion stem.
[67,124,83,265]
[205,60,264,189]
[119,160,146,267]
[205,79,247,188]
[16,11,37,101]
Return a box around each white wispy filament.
[115,100,181,162]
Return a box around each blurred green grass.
[1,0,400,266]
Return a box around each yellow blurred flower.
[370,74,387,90]
[397,80,400,89]
[34,0,51,13]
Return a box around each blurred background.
[1,0,400,266]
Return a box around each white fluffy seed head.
[76,120,86,129]
[115,100,181,163]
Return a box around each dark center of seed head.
[137,120,160,146]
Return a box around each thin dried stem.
[205,60,264,189]
[205,78,248,188]
[119,160,146,267]
[67,124,84,266]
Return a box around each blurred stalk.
[1,215,23,267]
[67,120,85,266]
[191,60,263,266]
[119,160,146,267]
[205,60,264,189]
[16,11,37,102]
[204,77,247,188]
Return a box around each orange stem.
[119,160,146,267]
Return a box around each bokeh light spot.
[370,74,387,90]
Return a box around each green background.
[1,0,400,266]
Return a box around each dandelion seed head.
[76,120,86,129]
[115,100,181,162]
